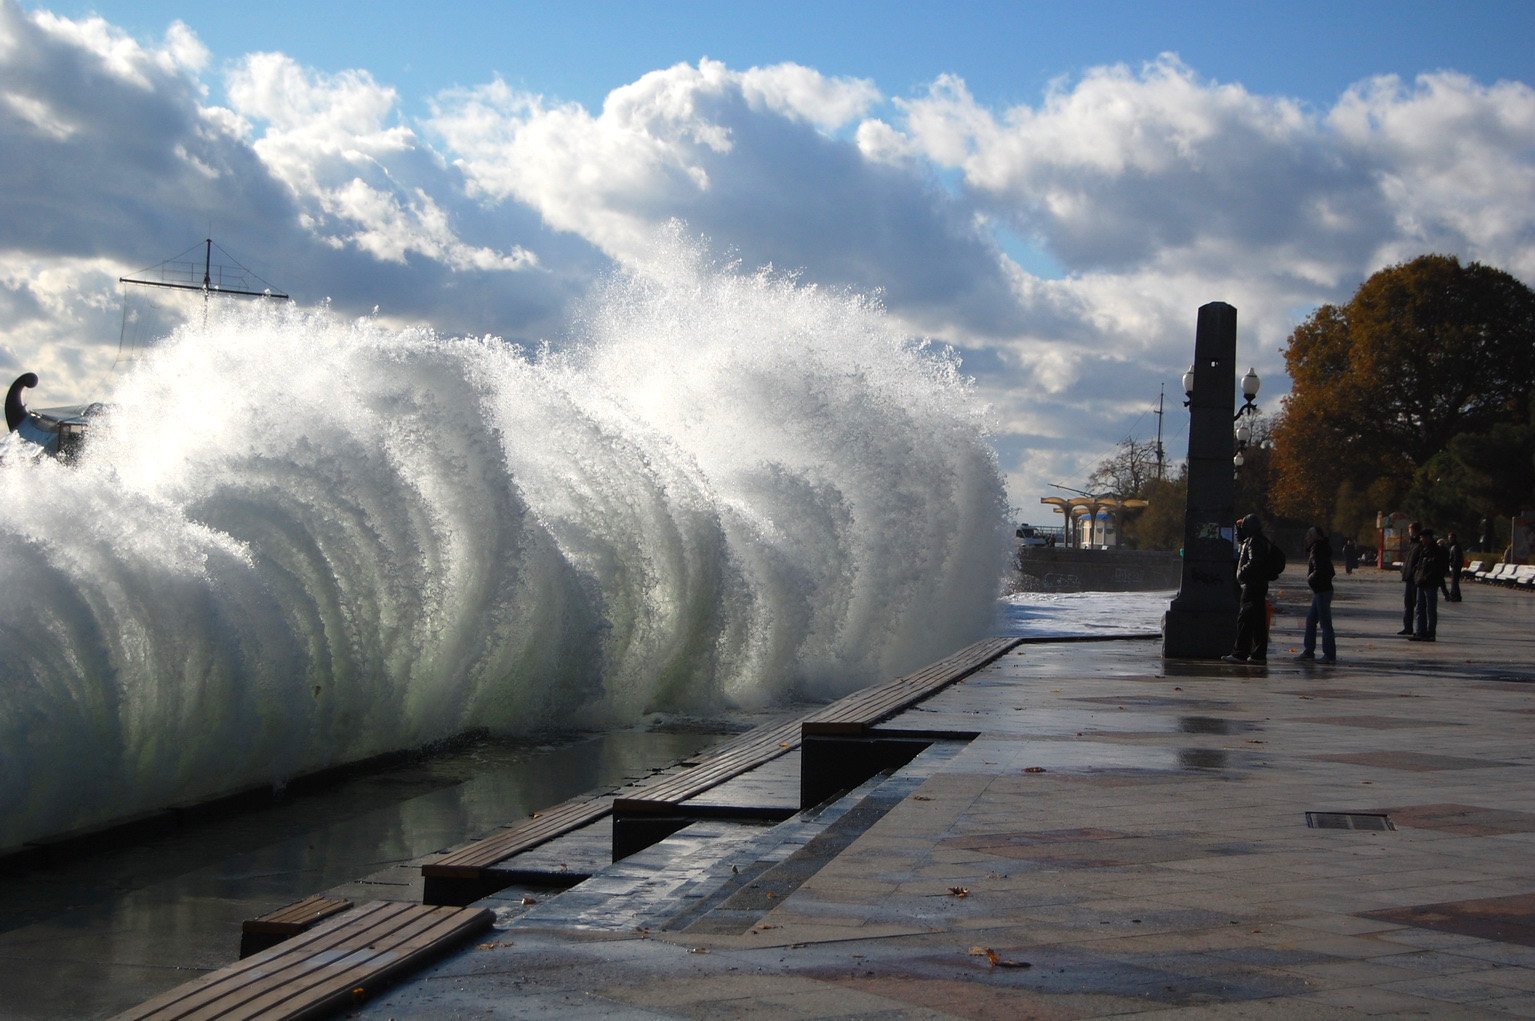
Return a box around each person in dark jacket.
[1223,514,1272,664]
[1444,531,1464,602]
[1398,521,1422,635]
[1296,525,1336,663]
[1342,537,1358,574]
[1412,529,1447,641]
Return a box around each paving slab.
[345,569,1535,1016]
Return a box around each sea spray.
[0,251,1010,848]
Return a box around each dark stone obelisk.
[1163,302,1238,659]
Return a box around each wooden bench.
[115,900,491,1021]
[424,636,1026,897]
[239,895,353,959]
[799,636,1023,807]
[801,636,1023,738]
[609,716,806,859]
[423,790,615,905]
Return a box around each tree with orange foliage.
[1270,255,1535,537]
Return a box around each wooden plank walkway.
[422,636,1024,902]
[114,901,491,1021]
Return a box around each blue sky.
[49,1,1535,115]
[7,0,1535,517]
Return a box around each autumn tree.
[1270,255,1535,536]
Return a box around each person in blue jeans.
[1297,525,1336,663]
[1412,529,1447,641]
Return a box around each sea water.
[1000,589,1174,637]
[0,246,1010,850]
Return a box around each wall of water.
[0,253,1010,849]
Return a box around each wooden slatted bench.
[421,716,810,904]
[617,636,1026,855]
[422,790,615,905]
[609,716,806,859]
[115,900,491,1021]
[799,636,1024,807]
[424,636,1026,898]
[801,636,1023,738]
[240,895,353,958]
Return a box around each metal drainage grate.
[1306,812,1394,831]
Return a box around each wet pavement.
[337,566,1535,1018]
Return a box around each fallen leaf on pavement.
[969,946,1031,968]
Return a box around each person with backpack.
[1296,525,1336,664]
[1224,514,1277,664]
[1412,529,1448,641]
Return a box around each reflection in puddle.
[1176,748,1232,770]
[1177,716,1249,735]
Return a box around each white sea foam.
[1000,590,1174,637]
[0,246,1010,848]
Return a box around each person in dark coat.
[1223,514,1272,664]
[1342,537,1358,575]
[1296,525,1336,663]
[1444,531,1464,602]
[1412,529,1447,641]
[1398,521,1422,635]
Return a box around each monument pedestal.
[1162,604,1236,660]
[1163,301,1240,660]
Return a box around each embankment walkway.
[148,565,1535,1017]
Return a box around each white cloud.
[737,62,881,129]
[1330,71,1535,278]
[429,59,1025,341]
[3,3,1534,515]
[0,1,605,401]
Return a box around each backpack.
[1267,542,1287,580]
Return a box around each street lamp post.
[1164,302,1251,659]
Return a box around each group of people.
[1221,515,1334,665]
[1220,516,1464,665]
[1397,522,1465,641]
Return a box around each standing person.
[1445,531,1464,602]
[1296,526,1337,663]
[1223,514,1273,664]
[1342,537,1358,575]
[1398,521,1423,635]
[1412,528,1447,642]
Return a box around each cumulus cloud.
[861,56,1535,511]
[427,59,1028,340]
[0,1,603,401]
[3,2,1534,517]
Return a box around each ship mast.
[118,238,289,300]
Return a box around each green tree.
[1271,254,1535,526]
[1128,471,1188,550]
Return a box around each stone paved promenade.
[360,566,1535,1019]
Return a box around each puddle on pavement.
[967,738,1259,776]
